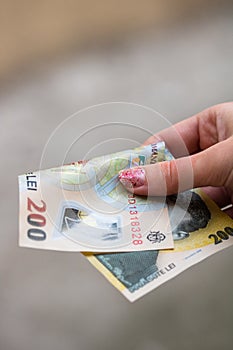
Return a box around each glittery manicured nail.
[119,168,146,188]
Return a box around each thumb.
[119,139,233,196]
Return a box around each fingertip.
[118,167,146,190]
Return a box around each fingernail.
[119,168,145,188]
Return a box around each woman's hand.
[119,102,233,217]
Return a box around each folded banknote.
[18,142,175,252]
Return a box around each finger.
[143,103,233,158]
[201,187,232,208]
[222,206,233,219]
[119,138,233,196]
[143,115,199,157]
[119,158,192,195]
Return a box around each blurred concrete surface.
[0,3,233,350]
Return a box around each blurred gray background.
[0,1,233,349]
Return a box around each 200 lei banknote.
[18,142,174,252]
[85,190,233,301]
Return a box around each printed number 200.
[208,227,233,245]
[27,198,47,241]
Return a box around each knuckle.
[161,160,178,194]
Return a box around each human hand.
[119,102,233,217]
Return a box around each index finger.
[143,105,220,157]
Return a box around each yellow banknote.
[84,190,233,302]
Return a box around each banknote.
[85,190,233,301]
[18,142,174,252]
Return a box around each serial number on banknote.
[127,194,143,246]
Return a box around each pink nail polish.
[119,168,145,188]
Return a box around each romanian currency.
[18,142,174,252]
[18,141,233,302]
[85,191,233,301]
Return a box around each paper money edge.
[124,243,233,302]
[83,252,126,292]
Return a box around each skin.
[121,102,233,217]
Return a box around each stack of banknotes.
[18,142,233,301]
